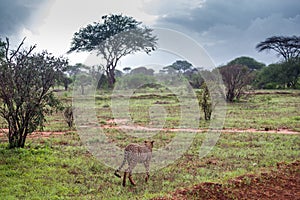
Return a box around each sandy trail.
[0,129,67,139]
[0,118,299,139]
[102,118,300,135]
[101,125,299,134]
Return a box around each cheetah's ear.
[144,140,147,144]
[151,141,154,144]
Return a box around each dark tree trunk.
[106,68,116,88]
[64,82,68,91]
[9,133,18,149]
[8,130,27,148]
[226,89,235,102]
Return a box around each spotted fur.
[114,141,154,186]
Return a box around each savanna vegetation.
[0,13,299,199]
[0,89,300,199]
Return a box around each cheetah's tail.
[114,170,121,178]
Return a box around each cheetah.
[114,141,154,186]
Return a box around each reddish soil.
[1,118,298,140]
[0,129,67,141]
[102,119,299,135]
[153,161,300,200]
[1,126,298,139]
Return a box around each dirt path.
[1,120,299,140]
[0,129,67,140]
[152,160,300,200]
[101,125,299,135]
[102,119,300,135]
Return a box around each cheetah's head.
[144,140,154,149]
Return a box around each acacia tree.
[167,60,193,73]
[219,64,254,102]
[123,67,131,73]
[256,36,300,88]
[256,36,300,61]
[68,14,157,87]
[0,38,68,148]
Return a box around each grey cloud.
[0,0,53,36]
[148,0,300,65]
[142,0,204,16]
[202,14,300,65]
[157,0,300,32]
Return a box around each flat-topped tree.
[168,60,193,73]
[256,36,300,62]
[0,38,68,148]
[68,14,157,87]
[256,36,300,88]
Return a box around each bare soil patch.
[0,129,67,141]
[0,119,298,142]
[153,160,300,200]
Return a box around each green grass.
[2,89,298,132]
[0,89,300,199]
[0,131,299,199]
[225,91,300,131]
[93,89,300,131]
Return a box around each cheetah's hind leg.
[128,173,136,186]
[123,172,127,187]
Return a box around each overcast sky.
[1,0,300,68]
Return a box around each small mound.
[153,160,300,200]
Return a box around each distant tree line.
[67,14,299,101]
[65,50,299,102]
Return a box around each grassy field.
[94,89,300,131]
[0,89,299,199]
[225,90,300,131]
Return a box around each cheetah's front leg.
[122,172,127,187]
[145,172,150,182]
[144,162,150,182]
